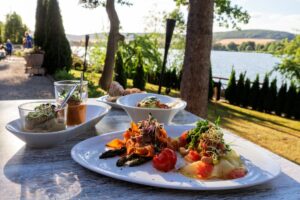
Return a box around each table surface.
[0,99,299,200]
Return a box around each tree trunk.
[180,0,214,118]
[99,0,124,90]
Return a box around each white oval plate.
[97,95,122,109]
[71,125,281,190]
[6,102,111,148]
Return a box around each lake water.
[72,46,285,86]
[211,51,283,84]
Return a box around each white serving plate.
[6,102,111,148]
[97,95,122,109]
[71,125,281,190]
[117,93,186,124]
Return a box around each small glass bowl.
[18,101,67,132]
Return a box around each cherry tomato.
[185,150,201,162]
[227,168,247,179]
[178,131,188,147]
[152,148,177,172]
[197,161,213,179]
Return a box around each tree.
[80,0,131,90]
[34,0,47,48]
[268,78,277,113]
[114,51,127,88]
[225,68,237,104]
[133,54,146,90]
[0,21,4,43]
[180,0,214,117]
[242,78,251,108]
[275,83,287,116]
[208,66,214,100]
[4,12,27,44]
[227,42,238,51]
[119,34,162,79]
[43,0,72,74]
[274,36,300,87]
[212,43,226,51]
[284,83,297,118]
[177,0,249,117]
[295,91,300,119]
[236,72,245,105]
[250,74,260,110]
[259,73,269,112]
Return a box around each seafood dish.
[178,119,247,179]
[100,115,178,171]
[99,116,247,180]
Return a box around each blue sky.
[0,0,299,35]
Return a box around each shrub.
[250,74,260,110]
[268,78,277,113]
[72,54,84,70]
[133,54,146,90]
[242,78,251,107]
[236,72,245,106]
[53,68,76,80]
[258,74,269,112]
[87,80,105,98]
[295,91,300,119]
[43,0,72,74]
[225,68,237,104]
[171,68,178,89]
[114,51,127,89]
[275,83,287,116]
[284,83,297,118]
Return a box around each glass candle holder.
[54,80,88,126]
[18,101,67,132]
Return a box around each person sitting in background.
[5,39,12,56]
[24,32,33,48]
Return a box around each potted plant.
[24,47,45,75]
[24,47,45,67]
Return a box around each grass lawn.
[71,69,300,165]
[208,101,300,165]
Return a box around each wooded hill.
[213,29,295,41]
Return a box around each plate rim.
[97,95,123,109]
[71,125,281,190]
[5,103,111,136]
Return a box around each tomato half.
[197,161,213,179]
[152,148,177,172]
[178,131,188,147]
[185,150,201,162]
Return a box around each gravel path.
[0,56,54,100]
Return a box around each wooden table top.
[0,99,299,200]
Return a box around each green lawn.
[208,101,300,165]
[71,69,300,165]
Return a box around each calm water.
[72,47,285,85]
[211,51,283,83]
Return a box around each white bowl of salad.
[117,93,186,124]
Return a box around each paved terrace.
[0,56,54,100]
